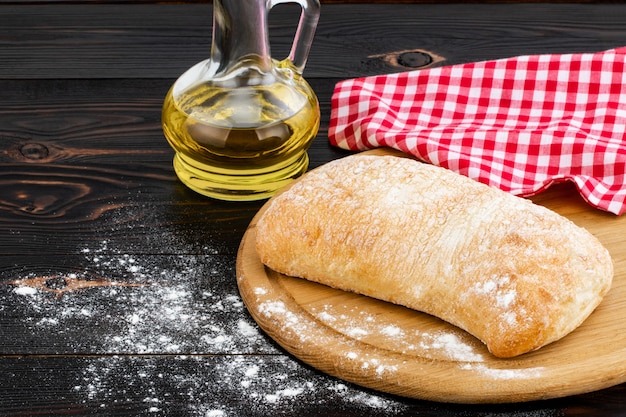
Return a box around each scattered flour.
[75,355,410,415]
[419,332,485,362]
[5,227,550,415]
[7,238,277,355]
[12,274,263,355]
[308,303,485,362]
[7,238,411,415]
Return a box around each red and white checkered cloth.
[329,47,626,215]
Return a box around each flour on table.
[8,236,411,415]
[8,237,272,355]
[75,355,410,416]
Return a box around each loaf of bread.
[255,152,613,358]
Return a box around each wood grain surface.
[1,4,625,80]
[2,2,626,415]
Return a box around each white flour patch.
[459,363,545,379]
[346,327,370,338]
[13,286,38,296]
[420,331,484,362]
[380,325,403,337]
[253,287,268,295]
[471,275,518,312]
[497,290,517,308]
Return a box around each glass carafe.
[162,0,321,201]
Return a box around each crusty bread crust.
[255,154,614,358]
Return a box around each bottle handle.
[268,0,320,74]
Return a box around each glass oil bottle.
[162,0,321,200]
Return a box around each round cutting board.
[236,148,626,404]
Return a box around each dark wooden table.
[2,1,626,415]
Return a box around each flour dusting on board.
[458,363,545,380]
[307,303,486,362]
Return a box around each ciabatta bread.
[255,153,613,358]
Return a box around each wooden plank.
[0,0,611,3]
[0,355,625,416]
[0,160,261,255]
[0,78,344,256]
[0,4,625,79]
[0,254,282,355]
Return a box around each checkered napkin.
[329,47,626,215]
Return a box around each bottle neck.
[210,0,273,76]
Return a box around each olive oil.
[161,0,320,200]
[162,77,320,200]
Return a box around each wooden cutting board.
[236,148,626,404]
